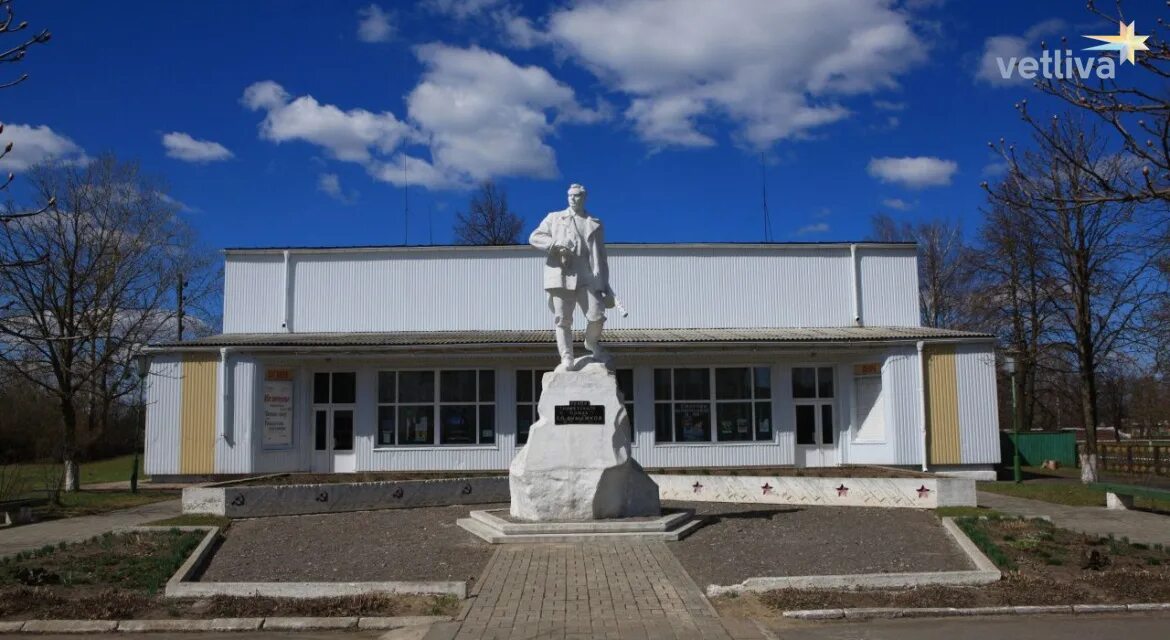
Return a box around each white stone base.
[1106,492,1135,510]
[509,363,660,521]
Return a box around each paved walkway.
[430,542,766,640]
[978,491,1170,546]
[0,499,181,558]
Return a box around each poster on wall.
[263,369,294,448]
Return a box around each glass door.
[793,366,838,467]
[311,372,357,473]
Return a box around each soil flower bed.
[0,529,459,621]
[739,517,1170,613]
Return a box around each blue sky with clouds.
[3,0,1160,249]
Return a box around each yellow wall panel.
[926,345,961,465]
[180,354,218,474]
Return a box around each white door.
[311,407,357,473]
[311,372,357,473]
[793,366,839,467]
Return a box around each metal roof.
[221,241,917,255]
[151,326,993,350]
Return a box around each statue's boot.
[583,319,609,361]
[555,324,575,370]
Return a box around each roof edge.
[221,241,918,256]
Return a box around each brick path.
[433,542,766,640]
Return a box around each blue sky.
[4,0,1160,249]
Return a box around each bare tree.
[453,181,523,245]
[0,0,52,236]
[0,155,212,491]
[984,117,1166,482]
[870,215,975,329]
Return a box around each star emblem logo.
[835,484,849,497]
[1085,20,1150,65]
[761,483,773,496]
[916,485,931,498]
[692,481,703,493]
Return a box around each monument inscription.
[554,400,605,425]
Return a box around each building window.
[793,366,834,446]
[516,369,634,445]
[376,370,495,446]
[653,367,772,444]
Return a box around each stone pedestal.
[509,363,661,521]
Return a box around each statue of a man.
[530,183,614,370]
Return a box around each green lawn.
[979,478,1170,512]
[3,453,145,496]
[35,491,177,519]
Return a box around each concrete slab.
[0,622,25,632]
[457,508,703,544]
[21,620,118,633]
[261,616,358,630]
[357,615,448,630]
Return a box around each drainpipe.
[850,243,863,326]
[282,250,293,332]
[917,340,928,471]
[218,347,235,444]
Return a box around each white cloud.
[545,0,927,149]
[0,124,88,171]
[881,197,914,211]
[867,156,958,189]
[317,172,357,203]
[424,0,503,19]
[242,80,412,164]
[243,46,598,190]
[795,222,830,236]
[161,132,234,163]
[975,19,1066,86]
[357,4,395,43]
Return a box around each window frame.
[652,366,774,446]
[374,368,497,448]
[852,371,886,444]
[792,365,837,447]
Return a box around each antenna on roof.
[761,154,774,242]
[403,161,409,246]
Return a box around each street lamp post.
[1003,353,1021,483]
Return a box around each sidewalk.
[978,491,1170,546]
[0,499,181,558]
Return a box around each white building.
[143,242,1001,480]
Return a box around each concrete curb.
[782,603,1170,620]
[0,616,450,633]
[706,517,1000,596]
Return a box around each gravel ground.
[198,503,500,583]
[666,501,973,588]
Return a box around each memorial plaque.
[555,400,605,425]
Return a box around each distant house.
[143,242,1000,480]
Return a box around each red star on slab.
[692,481,703,493]
[835,484,849,497]
[761,483,773,495]
[917,485,932,498]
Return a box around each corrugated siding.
[956,344,1001,464]
[883,346,924,465]
[144,356,182,475]
[926,345,961,465]
[180,354,218,474]
[215,355,256,474]
[222,246,921,334]
[859,249,920,326]
[223,254,284,333]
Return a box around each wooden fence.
[1079,442,1170,476]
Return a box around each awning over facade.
[150,326,994,351]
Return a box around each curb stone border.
[0,616,449,633]
[120,526,468,599]
[782,603,1170,620]
[706,517,1000,596]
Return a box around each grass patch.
[146,514,230,529]
[34,491,177,519]
[5,454,145,493]
[954,517,1015,569]
[978,481,1106,506]
[0,529,203,594]
[935,506,1003,519]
